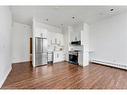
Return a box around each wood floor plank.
[1,62,127,89]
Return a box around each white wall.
[90,12,127,66]
[12,22,32,63]
[0,7,12,87]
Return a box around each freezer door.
[35,53,47,66]
[35,37,48,66]
[42,53,48,65]
[35,37,43,53]
[35,53,43,66]
[42,38,48,53]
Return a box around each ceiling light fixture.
[46,19,48,21]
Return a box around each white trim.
[0,66,12,88]
[91,59,127,70]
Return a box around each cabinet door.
[53,51,65,63]
[55,33,64,46]
[73,31,80,41]
[38,28,47,38]
[47,31,52,45]
[59,51,64,62]
[59,52,63,62]
[35,28,42,37]
[53,52,59,63]
[56,33,60,45]
[51,32,56,44]
[35,28,48,38]
[78,53,83,66]
[42,29,47,38]
[59,34,64,46]
[53,52,56,63]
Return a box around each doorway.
[30,38,32,62]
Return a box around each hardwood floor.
[2,61,127,89]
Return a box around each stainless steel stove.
[69,50,79,65]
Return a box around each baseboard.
[91,59,127,70]
[12,61,31,64]
[0,65,12,88]
[53,61,65,64]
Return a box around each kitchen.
[2,6,127,89]
[32,18,89,67]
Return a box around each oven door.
[69,54,78,64]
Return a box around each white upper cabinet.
[47,31,52,45]
[51,32,57,44]
[35,28,41,37]
[70,25,82,42]
[70,31,74,42]
[35,27,47,38]
[60,34,64,46]
[69,23,89,46]
[70,31,81,42]
[47,31,64,46]
[56,33,64,46]
[42,29,47,38]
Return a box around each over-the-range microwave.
[71,41,81,45]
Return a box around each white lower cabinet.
[78,51,89,66]
[53,51,65,63]
[83,52,89,66]
[78,52,83,66]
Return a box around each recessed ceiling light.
[46,19,48,21]
[110,9,114,12]
[72,16,75,19]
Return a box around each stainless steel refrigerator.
[35,37,48,66]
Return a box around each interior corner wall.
[89,12,127,66]
[12,22,32,63]
[0,7,12,88]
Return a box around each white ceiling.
[10,6,127,27]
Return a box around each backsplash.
[69,45,83,51]
[48,44,64,52]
